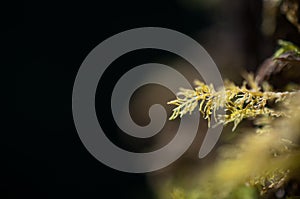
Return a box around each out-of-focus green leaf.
[225,185,258,199]
[274,40,300,58]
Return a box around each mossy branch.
[168,74,296,131]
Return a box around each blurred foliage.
[274,40,300,58]
[256,40,300,89]
[281,0,300,32]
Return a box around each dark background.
[10,1,213,198]
[13,0,300,198]
[9,0,300,198]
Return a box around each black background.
[10,0,211,198]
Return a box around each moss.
[168,73,295,131]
